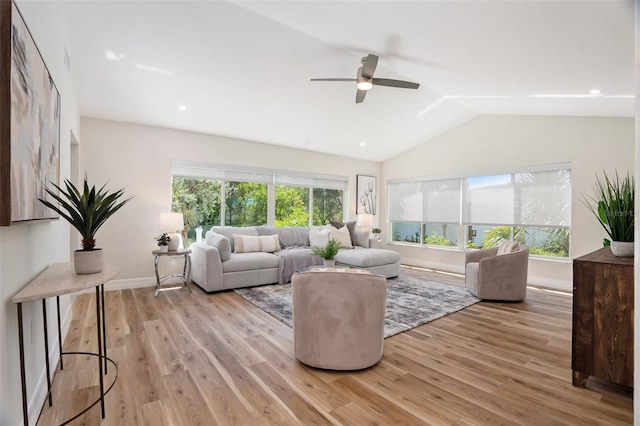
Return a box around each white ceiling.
[62,0,635,162]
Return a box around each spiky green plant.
[311,238,342,260]
[38,176,134,250]
[582,170,634,243]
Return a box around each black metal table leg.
[42,300,52,406]
[95,286,105,418]
[102,284,107,373]
[18,303,29,426]
[56,296,63,370]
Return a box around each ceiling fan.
[310,54,420,104]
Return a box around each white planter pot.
[323,259,336,268]
[610,241,634,257]
[158,245,168,253]
[74,249,104,274]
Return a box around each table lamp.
[356,213,373,231]
[160,212,184,251]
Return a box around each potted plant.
[582,170,634,257]
[38,175,134,273]
[155,232,171,252]
[312,238,342,267]
[371,227,382,240]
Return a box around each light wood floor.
[38,266,633,425]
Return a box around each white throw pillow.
[497,240,519,255]
[309,227,330,248]
[328,225,353,248]
[233,234,281,253]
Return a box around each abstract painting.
[0,1,61,225]
[356,175,376,215]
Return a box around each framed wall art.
[356,175,376,215]
[0,1,61,226]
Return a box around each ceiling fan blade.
[356,89,367,104]
[372,78,419,89]
[361,54,378,79]
[310,78,357,82]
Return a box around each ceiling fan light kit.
[311,53,420,103]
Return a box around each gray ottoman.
[335,248,401,278]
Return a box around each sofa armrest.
[465,247,499,265]
[190,242,224,292]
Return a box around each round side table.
[152,248,192,296]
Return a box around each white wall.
[0,2,80,425]
[79,117,380,281]
[382,115,635,291]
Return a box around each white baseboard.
[400,256,572,293]
[105,276,155,291]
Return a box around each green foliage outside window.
[172,177,344,245]
[225,182,267,227]
[423,233,454,246]
[275,186,309,227]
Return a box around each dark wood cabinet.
[572,247,633,388]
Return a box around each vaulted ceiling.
[63,0,635,161]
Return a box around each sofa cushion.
[354,230,370,248]
[222,252,280,273]
[328,225,352,248]
[309,226,330,248]
[205,231,232,261]
[258,227,309,248]
[335,248,401,268]
[211,226,259,251]
[330,220,357,246]
[233,234,281,253]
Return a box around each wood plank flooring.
[37,266,633,425]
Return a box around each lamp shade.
[160,212,184,231]
[356,213,373,229]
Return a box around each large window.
[171,161,347,245]
[388,166,571,258]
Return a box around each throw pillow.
[328,225,353,248]
[354,230,370,248]
[205,231,232,261]
[309,226,330,248]
[497,240,520,256]
[330,220,357,246]
[233,234,281,253]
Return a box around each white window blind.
[172,160,347,190]
[514,169,571,226]
[423,179,460,223]
[388,182,423,222]
[390,166,570,228]
[463,174,515,225]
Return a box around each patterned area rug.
[234,275,480,338]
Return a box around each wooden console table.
[11,263,118,425]
[572,247,633,388]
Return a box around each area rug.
[234,275,480,338]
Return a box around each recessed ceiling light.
[178,105,187,111]
[105,50,125,61]
[359,142,366,147]
[590,89,601,95]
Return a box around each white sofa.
[190,225,401,292]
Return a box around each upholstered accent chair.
[464,241,529,301]
[291,270,387,370]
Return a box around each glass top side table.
[152,248,192,296]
